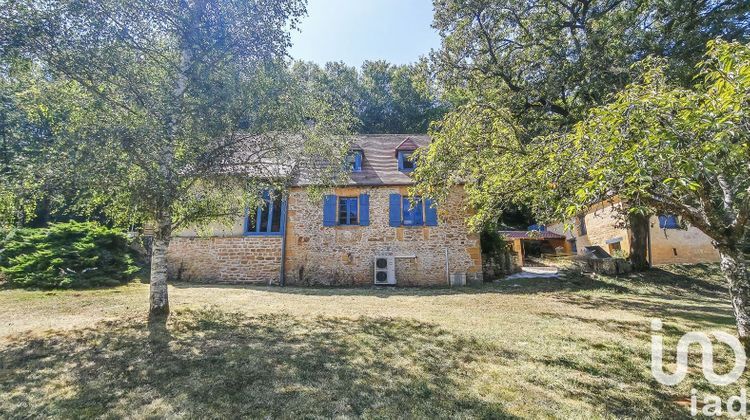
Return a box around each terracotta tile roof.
[498,230,566,240]
[294,134,431,187]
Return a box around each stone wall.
[648,220,720,265]
[167,236,282,284]
[283,185,482,286]
[548,200,720,265]
[572,201,631,255]
[482,251,520,280]
[166,185,482,286]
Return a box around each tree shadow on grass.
[0,309,516,418]
[0,307,719,418]
[169,264,726,302]
[169,274,629,298]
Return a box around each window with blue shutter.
[402,197,424,226]
[389,193,402,227]
[338,197,358,225]
[323,195,337,226]
[425,198,438,226]
[245,191,286,236]
[359,194,370,226]
[346,151,363,172]
[659,215,679,229]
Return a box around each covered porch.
[498,230,572,267]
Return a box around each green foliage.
[416,0,749,230]
[558,40,750,246]
[430,0,749,141]
[479,229,510,256]
[292,59,447,134]
[0,221,139,289]
[0,0,353,233]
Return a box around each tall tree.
[0,60,95,228]
[415,0,750,268]
[359,60,446,134]
[291,59,447,134]
[1,0,352,320]
[557,41,750,346]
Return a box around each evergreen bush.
[0,221,140,288]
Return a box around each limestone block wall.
[166,185,482,286]
[648,218,720,264]
[581,202,629,254]
[548,200,720,265]
[284,185,482,286]
[548,201,630,255]
[167,236,282,284]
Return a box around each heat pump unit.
[373,256,396,285]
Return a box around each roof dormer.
[396,137,418,172]
[394,137,419,156]
[346,147,363,172]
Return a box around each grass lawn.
[0,264,746,418]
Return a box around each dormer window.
[395,137,419,173]
[398,151,415,172]
[346,150,363,172]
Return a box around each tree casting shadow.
[0,310,515,418]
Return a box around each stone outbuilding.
[547,198,720,265]
[167,134,483,286]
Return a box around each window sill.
[244,232,283,237]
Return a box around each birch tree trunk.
[719,246,750,350]
[147,2,198,320]
[149,214,172,319]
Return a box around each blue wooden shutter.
[659,214,679,229]
[389,193,402,227]
[425,198,438,226]
[359,194,370,226]
[323,195,337,226]
[354,152,362,172]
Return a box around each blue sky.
[289,0,440,67]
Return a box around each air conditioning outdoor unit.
[373,256,396,285]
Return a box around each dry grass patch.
[0,264,747,418]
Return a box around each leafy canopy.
[415,0,750,228]
[559,40,750,247]
[291,59,446,135]
[0,0,354,231]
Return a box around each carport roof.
[498,231,566,240]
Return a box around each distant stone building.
[547,198,720,265]
[166,135,483,286]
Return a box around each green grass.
[0,264,746,418]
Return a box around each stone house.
[167,135,483,286]
[547,198,720,265]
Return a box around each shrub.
[0,221,140,289]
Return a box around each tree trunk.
[628,212,650,271]
[719,246,750,351]
[149,215,172,320]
